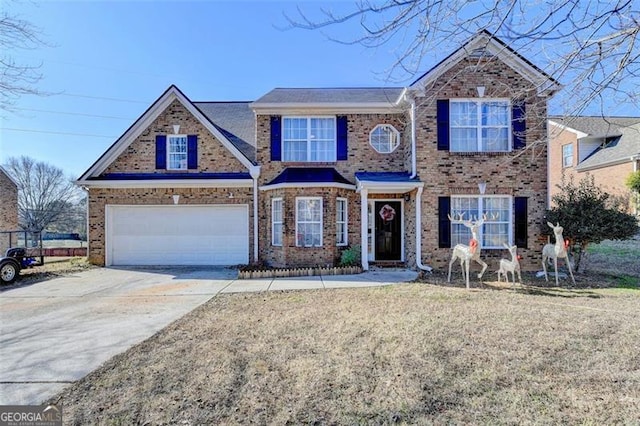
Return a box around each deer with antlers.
[542,222,576,285]
[447,213,489,289]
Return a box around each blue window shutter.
[438,196,451,248]
[187,135,198,169]
[514,196,528,248]
[336,115,348,160]
[155,135,167,169]
[512,101,526,149]
[437,100,450,150]
[270,116,281,161]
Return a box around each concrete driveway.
[0,266,417,405]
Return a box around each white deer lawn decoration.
[447,213,488,289]
[542,222,576,285]
[497,243,521,287]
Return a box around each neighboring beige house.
[548,116,640,214]
[0,165,19,254]
[77,31,560,272]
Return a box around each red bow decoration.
[469,238,478,254]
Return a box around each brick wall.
[255,113,409,185]
[87,187,254,266]
[0,170,19,254]
[548,124,577,202]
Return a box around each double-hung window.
[283,117,336,162]
[562,144,573,167]
[450,195,511,248]
[450,100,510,152]
[336,198,348,246]
[272,198,283,246]
[167,135,188,170]
[296,197,323,247]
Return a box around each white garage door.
[106,205,249,266]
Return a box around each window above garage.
[155,134,198,170]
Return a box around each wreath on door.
[379,204,396,222]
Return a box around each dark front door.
[374,201,402,261]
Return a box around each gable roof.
[77,85,257,182]
[550,116,640,170]
[250,87,405,113]
[0,165,18,188]
[410,30,561,96]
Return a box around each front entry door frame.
[368,198,404,262]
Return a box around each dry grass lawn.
[52,283,640,425]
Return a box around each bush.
[339,245,361,267]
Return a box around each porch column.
[360,188,369,271]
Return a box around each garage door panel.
[108,205,249,266]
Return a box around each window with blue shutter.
[514,196,528,248]
[155,135,167,169]
[270,116,281,161]
[187,135,198,169]
[437,100,450,151]
[438,196,451,248]
[336,115,348,160]
[512,101,526,149]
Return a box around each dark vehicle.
[0,248,39,284]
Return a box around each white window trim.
[167,134,188,170]
[562,143,573,168]
[271,198,283,247]
[369,124,400,154]
[450,98,512,153]
[450,195,513,249]
[295,196,323,247]
[336,197,348,246]
[282,116,337,162]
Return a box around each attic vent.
[468,47,493,58]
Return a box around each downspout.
[410,98,417,179]
[360,187,369,271]
[409,96,430,271]
[250,166,261,264]
[81,186,89,262]
[415,186,432,272]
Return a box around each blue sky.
[1,0,638,178]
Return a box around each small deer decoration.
[447,213,488,289]
[542,222,576,285]
[497,243,521,287]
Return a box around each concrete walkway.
[0,267,417,405]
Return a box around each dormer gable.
[410,30,561,97]
[77,85,257,184]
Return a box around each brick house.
[548,116,640,214]
[77,31,560,272]
[0,166,19,254]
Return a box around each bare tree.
[1,5,46,111]
[285,0,639,116]
[3,156,81,232]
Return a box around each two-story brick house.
[548,116,640,214]
[77,31,559,272]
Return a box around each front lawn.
[52,283,640,425]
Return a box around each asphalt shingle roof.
[551,116,640,170]
[194,102,256,163]
[252,87,405,105]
